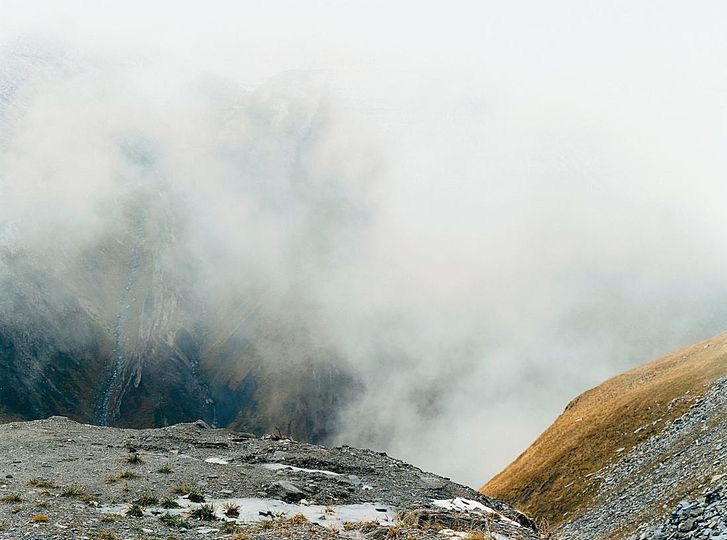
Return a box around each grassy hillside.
[481,331,727,528]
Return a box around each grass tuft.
[60,486,83,498]
[188,503,216,521]
[125,454,144,465]
[160,497,181,509]
[223,502,240,517]
[126,504,144,517]
[160,513,192,529]
[28,478,56,489]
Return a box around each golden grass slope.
[481,331,727,528]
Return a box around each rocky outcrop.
[638,479,727,540]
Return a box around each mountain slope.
[481,331,727,529]
[558,375,727,539]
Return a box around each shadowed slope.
[481,331,727,528]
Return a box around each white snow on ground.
[432,497,524,528]
[204,457,229,465]
[99,497,396,530]
[261,463,341,476]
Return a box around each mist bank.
[3,32,727,486]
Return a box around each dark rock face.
[0,256,355,443]
[0,204,357,441]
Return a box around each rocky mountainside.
[0,39,366,444]
[0,417,538,540]
[0,182,360,444]
[482,331,727,539]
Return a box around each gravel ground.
[0,418,538,539]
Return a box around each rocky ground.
[556,377,727,540]
[637,478,727,540]
[0,417,538,540]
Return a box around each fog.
[3,2,727,486]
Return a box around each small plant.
[100,514,119,523]
[223,502,240,517]
[126,504,144,517]
[0,493,22,503]
[287,513,307,525]
[160,497,181,509]
[35,500,49,509]
[103,471,137,484]
[360,520,380,532]
[95,532,119,540]
[121,483,130,492]
[28,478,56,489]
[126,453,144,464]
[189,503,216,521]
[133,494,159,507]
[10,506,22,514]
[171,483,194,495]
[170,482,205,502]
[187,487,205,503]
[157,466,173,474]
[31,514,49,523]
[160,513,192,529]
[60,486,83,498]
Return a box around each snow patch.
[204,457,229,465]
[99,497,396,530]
[261,462,341,476]
[432,497,523,529]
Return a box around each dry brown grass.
[481,331,727,526]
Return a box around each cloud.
[3,2,727,487]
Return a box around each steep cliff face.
[0,200,355,441]
[0,271,354,442]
